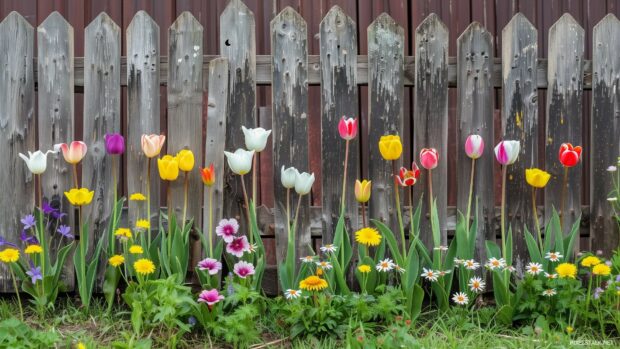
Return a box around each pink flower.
[226,236,250,257]
[338,117,357,140]
[233,261,255,279]
[465,135,484,159]
[197,289,224,306]
[216,218,239,243]
[197,258,222,275]
[396,162,420,187]
[55,141,87,164]
[494,140,520,165]
[419,148,439,170]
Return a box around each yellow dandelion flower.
[77,342,86,349]
[555,262,577,279]
[114,228,132,239]
[299,275,328,292]
[358,265,371,273]
[136,219,150,230]
[592,263,611,276]
[24,245,43,254]
[355,227,382,247]
[134,258,156,275]
[316,267,324,276]
[581,256,601,267]
[129,193,146,201]
[566,326,574,334]
[129,245,143,254]
[0,248,20,263]
[108,255,125,267]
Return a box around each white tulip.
[494,140,520,165]
[281,166,299,189]
[295,172,315,195]
[241,126,271,152]
[224,149,255,175]
[18,149,57,174]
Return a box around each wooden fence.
[1,0,619,292]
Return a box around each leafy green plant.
[0,318,60,348]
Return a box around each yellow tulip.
[378,135,402,160]
[158,155,179,181]
[354,179,372,203]
[64,188,94,206]
[525,168,551,188]
[176,149,195,172]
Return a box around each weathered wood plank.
[167,11,203,228]
[0,12,35,292]
[37,11,75,290]
[590,14,620,254]
[414,13,449,248]
[204,58,229,254]
[501,13,538,269]
[271,7,310,271]
[456,22,495,255]
[544,14,584,239]
[220,0,256,234]
[126,11,160,229]
[320,6,359,243]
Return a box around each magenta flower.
[104,133,125,155]
[197,258,222,275]
[226,235,250,257]
[197,289,224,306]
[233,261,255,279]
[216,218,239,243]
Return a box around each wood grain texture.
[0,12,35,292]
[271,7,311,268]
[167,11,203,227]
[544,14,584,238]
[220,0,256,234]
[126,11,160,229]
[320,5,359,242]
[590,14,620,253]
[501,13,538,270]
[414,13,449,247]
[456,22,495,255]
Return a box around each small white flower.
[320,244,338,254]
[281,166,300,189]
[294,172,315,195]
[315,261,333,270]
[454,258,465,265]
[545,251,563,262]
[526,262,543,276]
[300,256,315,263]
[284,289,301,299]
[468,276,485,293]
[433,245,448,251]
[376,258,395,272]
[545,272,558,279]
[241,126,272,152]
[542,289,557,297]
[463,259,480,270]
[438,270,452,277]
[607,166,617,172]
[421,268,438,282]
[248,243,258,253]
[608,197,618,202]
[452,292,469,305]
[486,257,506,270]
[224,149,255,175]
[394,265,406,274]
[504,265,516,273]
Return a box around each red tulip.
[419,148,439,170]
[396,162,420,187]
[338,117,357,141]
[558,143,582,167]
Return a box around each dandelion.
[566,326,574,334]
[115,228,132,240]
[421,268,438,282]
[197,258,222,275]
[463,259,480,270]
[526,262,543,276]
[556,262,577,279]
[216,218,239,243]
[545,251,562,262]
[315,261,333,270]
[545,272,558,279]
[135,220,150,230]
[581,256,602,267]
[134,258,156,275]
[0,248,20,263]
[108,255,125,267]
[542,289,557,297]
[300,256,315,263]
[284,289,302,300]
[452,292,469,305]
[129,193,146,201]
[226,236,250,257]
[376,258,395,272]
[316,267,323,276]
[299,275,328,291]
[197,289,224,306]
[468,276,485,293]
[129,245,143,254]
[24,245,43,254]
[320,244,337,254]
[592,263,611,276]
[485,257,506,270]
[77,342,86,349]
[233,261,255,279]
[355,227,382,247]
[358,264,371,273]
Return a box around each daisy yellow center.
[355,227,382,247]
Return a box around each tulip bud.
[141,134,166,158]
[558,143,582,167]
[525,168,551,188]
[224,149,255,175]
[55,141,87,164]
[494,140,520,165]
[176,149,195,172]
[157,155,179,181]
[200,164,215,186]
[419,148,439,170]
[19,150,56,175]
[465,135,484,159]
[338,117,357,141]
[295,172,315,195]
[281,166,299,189]
[104,133,125,155]
[354,179,371,203]
[378,135,402,160]
[241,126,271,152]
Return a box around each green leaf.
[524,227,543,265]
[131,301,143,334]
[103,265,121,311]
[407,284,424,321]
[563,216,581,262]
[372,219,403,266]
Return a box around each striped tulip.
[419,148,439,170]
[465,135,484,159]
[494,140,520,165]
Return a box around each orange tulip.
[201,164,216,186]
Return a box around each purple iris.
[26,265,43,284]
[57,225,74,239]
[104,133,125,155]
[21,214,36,230]
[0,236,17,248]
[20,231,39,245]
[42,201,66,220]
[593,287,604,300]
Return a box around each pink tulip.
[338,117,357,140]
[464,135,484,159]
[56,141,87,164]
[141,134,166,158]
[494,140,520,165]
[419,148,439,170]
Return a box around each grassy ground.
[0,296,617,348]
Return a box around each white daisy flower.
[433,245,448,251]
[320,244,337,253]
[542,288,557,297]
[284,289,301,299]
[454,258,465,265]
[545,251,562,262]
[504,265,516,273]
[300,256,315,263]
[376,258,395,272]
[315,261,333,270]
[438,270,452,277]
[486,257,506,270]
[468,276,485,293]
[421,268,438,282]
[463,259,480,270]
[394,265,406,274]
[545,272,558,279]
[248,243,258,253]
[526,262,543,276]
[608,197,618,202]
[452,292,469,305]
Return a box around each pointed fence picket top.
[0,12,35,292]
[220,0,256,235]
[320,6,359,243]
[544,14,584,239]
[501,13,538,270]
[368,13,404,239]
[37,11,75,289]
[127,11,160,230]
[82,12,121,256]
[271,7,310,272]
[456,22,495,257]
[414,13,449,249]
[204,58,229,256]
[167,11,203,229]
[590,14,620,253]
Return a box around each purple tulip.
[104,133,125,155]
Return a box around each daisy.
[284,289,301,300]
[486,257,506,270]
[248,243,258,253]
[545,272,558,279]
[468,276,485,293]
[452,292,469,305]
[197,258,222,275]
[216,218,239,243]
[315,261,333,270]
[320,244,337,254]
[438,270,451,277]
[433,245,448,252]
[526,262,543,276]
[542,288,557,297]
[376,258,395,272]
[300,255,315,263]
[394,265,406,274]
[504,265,516,273]
[545,251,562,262]
[421,268,438,282]
[233,261,255,279]
[463,259,480,270]
[454,258,465,265]
[226,236,250,257]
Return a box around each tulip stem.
[72,164,79,188]
[9,268,23,321]
[286,188,291,243]
[208,186,214,258]
[167,183,172,258]
[392,161,406,258]
[182,171,189,232]
[560,166,568,231]
[500,165,507,260]
[466,158,476,238]
[408,187,415,243]
[240,174,253,245]
[252,154,257,208]
[111,156,117,255]
[360,202,367,228]
[341,140,350,215]
[146,157,152,248]
[293,193,303,236]
[532,187,543,252]
[36,173,46,296]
